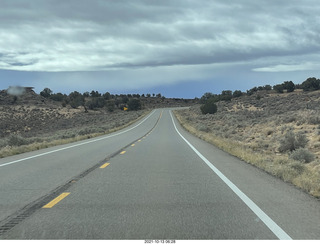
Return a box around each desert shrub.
[200,98,217,114]
[127,98,141,111]
[122,96,129,104]
[200,92,215,103]
[289,161,305,174]
[62,100,67,107]
[273,84,284,93]
[69,91,85,108]
[289,148,315,163]
[274,161,305,181]
[70,97,84,108]
[233,90,243,98]
[0,138,8,148]
[106,100,115,112]
[78,128,95,136]
[103,92,111,100]
[295,133,309,148]
[7,135,28,147]
[86,97,106,110]
[282,81,295,92]
[78,127,105,136]
[247,86,258,95]
[301,77,320,91]
[283,115,296,123]
[280,125,290,134]
[40,88,52,98]
[90,90,101,97]
[196,124,211,132]
[308,115,320,125]
[279,131,308,152]
[220,90,233,101]
[61,131,77,139]
[50,93,65,102]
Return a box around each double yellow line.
[42,110,164,209]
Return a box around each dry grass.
[0,109,150,158]
[174,98,320,198]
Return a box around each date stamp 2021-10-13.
[144,240,176,244]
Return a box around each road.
[0,109,319,240]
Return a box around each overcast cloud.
[1,0,320,97]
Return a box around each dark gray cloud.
[1,0,320,93]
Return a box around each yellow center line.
[42,192,70,209]
[131,144,135,147]
[120,151,126,155]
[100,163,110,168]
[138,139,141,142]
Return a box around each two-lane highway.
[0,110,159,225]
[1,109,320,239]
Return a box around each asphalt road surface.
[0,109,320,240]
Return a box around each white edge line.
[0,110,156,168]
[169,111,292,240]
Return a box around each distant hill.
[0,87,55,106]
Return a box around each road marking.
[100,163,110,168]
[138,139,142,142]
[120,151,126,155]
[169,111,292,240]
[0,110,156,168]
[42,193,70,209]
[131,144,135,147]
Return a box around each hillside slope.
[175,90,320,197]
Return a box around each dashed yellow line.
[120,151,126,155]
[42,192,70,209]
[131,144,135,147]
[100,163,110,168]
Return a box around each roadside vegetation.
[0,87,195,158]
[174,77,320,198]
[0,107,149,158]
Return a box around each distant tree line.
[200,77,320,114]
[298,77,320,91]
[40,88,165,112]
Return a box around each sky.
[1,0,320,98]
